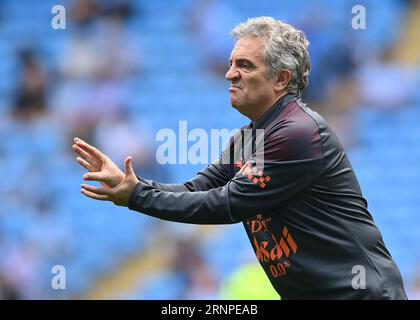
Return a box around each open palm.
[72,137,125,188]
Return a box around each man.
[73,17,407,299]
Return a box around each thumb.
[124,156,136,177]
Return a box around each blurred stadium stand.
[0,0,419,299]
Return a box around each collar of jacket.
[252,93,299,130]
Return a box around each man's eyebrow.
[229,57,256,65]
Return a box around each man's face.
[226,37,278,118]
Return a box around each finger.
[76,157,95,172]
[124,156,135,177]
[73,144,94,164]
[81,183,113,196]
[82,173,113,183]
[80,188,109,201]
[74,137,89,144]
[75,140,105,161]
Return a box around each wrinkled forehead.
[229,37,266,64]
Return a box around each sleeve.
[128,120,324,224]
[137,160,232,193]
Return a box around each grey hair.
[231,16,311,96]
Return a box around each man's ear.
[274,69,292,92]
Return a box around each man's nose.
[225,67,239,81]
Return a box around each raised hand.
[72,137,125,188]
[80,156,140,207]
